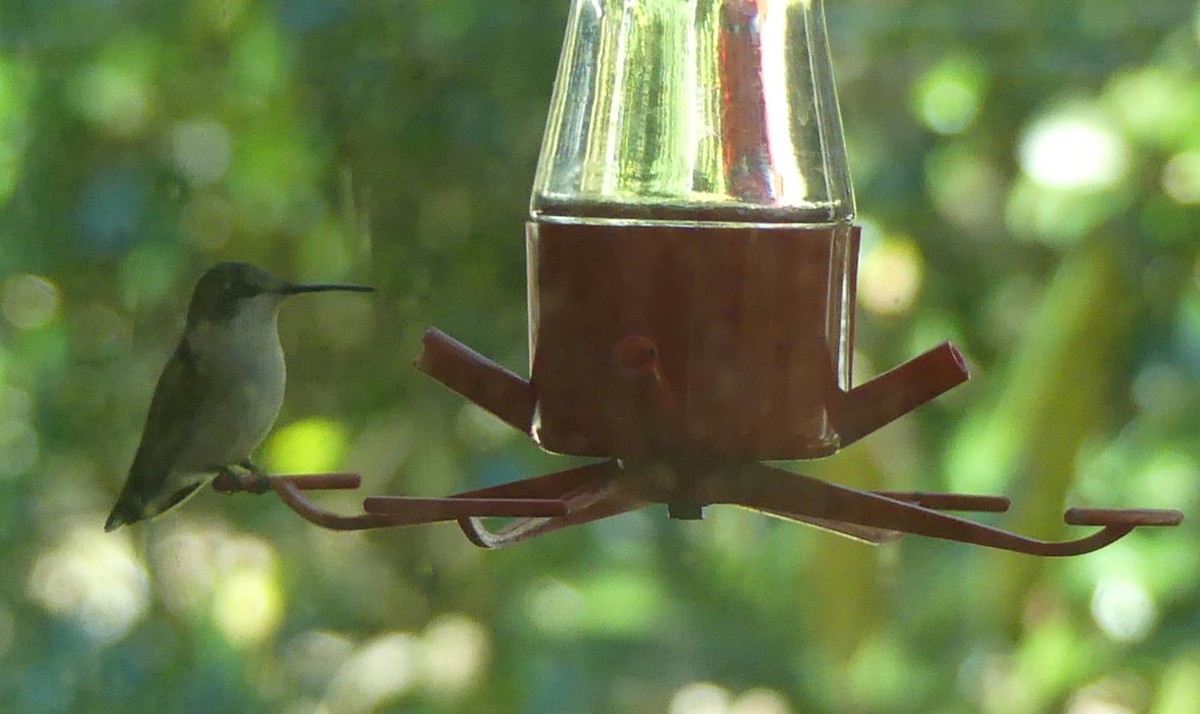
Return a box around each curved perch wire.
[271,479,411,531]
[213,472,406,530]
[212,468,1181,554]
[717,463,1182,557]
[211,471,577,532]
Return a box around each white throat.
[191,294,285,369]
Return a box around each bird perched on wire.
[104,262,374,531]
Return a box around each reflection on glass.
[533,0,854,223]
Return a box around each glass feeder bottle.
[526,0,861,459]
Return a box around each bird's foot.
[213,463,272,495]
[238,460,273,494]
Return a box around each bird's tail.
[104,496,139,532]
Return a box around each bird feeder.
[231,0,1181,552]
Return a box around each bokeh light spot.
[1019,108,1128,191]
[1162,152,1200,204]
[26,526,150,644]
[226,129,297,233]
[576,572,667,636]
[925,145,1004,231]
[670,682,732,714]
[170,119,233,185]
[1156,657,1200,714]
[2,274,60,330]
[859,236,924,316]
[70,63,153,138]
[284,630,355,693]
[232,19,287,100]
[211,561,283,648]
[325,633,419,713]
[1131,362,1190,423]
[847,635,922,710]
[151,523,219,614]
[418,614,490,697]
[1135,450,1199,511]
[1105,67,1200,148]
[730,689,792,714]
[266,417,348,474]
[914,57,986,135]
[1066,697,1136,714]
[78,164,150,256]
[1004,176,1127,245]
[525,578,585,636]
[1065,678,1142,714]
[1091,577,1156,642]
[152,523,286,646]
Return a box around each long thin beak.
[284,282,376,295]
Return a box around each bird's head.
[185,262,374,326]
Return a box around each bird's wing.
[124,336,210,498]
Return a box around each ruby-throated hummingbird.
[104,262,374,531]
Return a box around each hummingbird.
[104,262,374,532]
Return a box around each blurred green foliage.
[1,1,1199,712]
